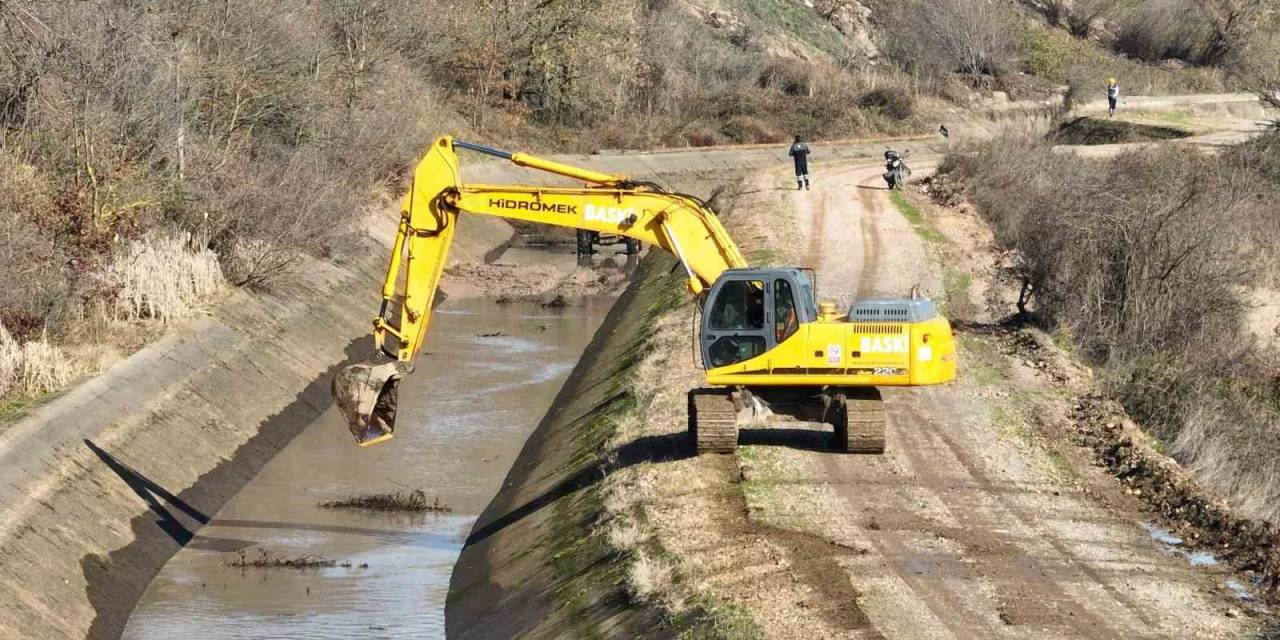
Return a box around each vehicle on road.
[332,137,957,455]
[884,149,910,189]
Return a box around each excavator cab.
[700,269,817,369]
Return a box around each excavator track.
[833,388,886,454]
[689,389,738,454]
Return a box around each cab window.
[800,282,818,319]
[774,278,799,343]
[710,280,765,330]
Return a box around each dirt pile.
[1053,115,1194,144]
[1072,395,1280,599]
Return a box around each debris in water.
[477,331,506,338]
[540,294,568,308]
[224,548,352,570]
[319,488,452,513]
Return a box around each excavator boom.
[333,136,746,445]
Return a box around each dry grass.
[102,233,225,323]
[606,517,648,552]
[628,549,676,604]
[0,325,77,399]
[595,311,703,614]
[1175,398,1280,521]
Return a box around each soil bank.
[447,253,688,639]
[0,139,901,639]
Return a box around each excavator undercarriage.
[688,387,886,455]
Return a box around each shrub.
[1235,28,1280,121]
[880,0,1020,84]
[721,115,786,144]
[0,152,68,325]
[943,139,1272,360]
[857,86,915,121]
[940,136,1280,522]
[1025,26,1227,100]
[1114,0,1215,64]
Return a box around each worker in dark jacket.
[788,136,811,190]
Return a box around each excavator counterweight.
[333,137,956,451]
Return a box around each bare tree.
[1234,29,1280,125]
[1038,0,1115,38]
[1196,0,1267,65]
[881,0,1018,83]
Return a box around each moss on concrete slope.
[448,253,744,639]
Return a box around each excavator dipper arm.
[332,136,745,445]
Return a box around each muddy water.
[122,296,613,640]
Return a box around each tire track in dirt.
[914,395,1164,627]
[769,159,1244,639]
[883,393,1151,637]
[853,177,882,300]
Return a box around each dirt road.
[722,162,1251,638]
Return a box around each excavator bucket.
[332,360,402,446]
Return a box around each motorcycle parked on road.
[883,149,911,190]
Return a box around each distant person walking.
[1107,78,1120,117]
[788,135,811,190]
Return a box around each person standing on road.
[1107,78,1121,117]
[788,135,811,190]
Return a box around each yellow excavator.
[332,136,956,453]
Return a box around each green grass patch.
[957,336,1005,387]
[942,268,973,317]
[0,397,31,424]
[1022,26,1225,96]
[0,393,44,425]
[747,247,782,265]
[738,445,779,525]
[535,252,762,638]
[888,190,946,244]
[962,335,1081,483]
[740,0,849,59]
[675,594,765,640]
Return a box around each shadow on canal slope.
[465,430,692,546]
[84,440,211,546]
